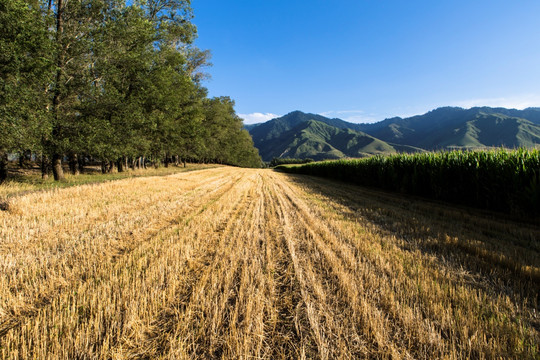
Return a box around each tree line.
[0,0,261,182]
[268,157,314,167]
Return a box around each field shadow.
[278,172,540,308]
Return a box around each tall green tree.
[47,0,108,180]
[81,2,155,170]
[201,97,261,167]
[0,0,53,183]
[0,0,261,183]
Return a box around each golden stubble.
[0,168,538,359]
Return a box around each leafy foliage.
[200,97,261,167]
[0,0,261,183]
[0,0,53,153]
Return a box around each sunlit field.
[1,167,538,359]
[0,164,217,199]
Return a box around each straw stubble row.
[1,167,538,359]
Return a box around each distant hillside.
[252,118,420,161]
[248,110,364,144]
[243,123,261,131]
[357,107,540,150]
[247,108,540,161]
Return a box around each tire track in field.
[144,171,320,359]
[0,169,244,356]
[268,173,371,359]
[259,176,315,359]
[118,172,263,359]
[171,174,268,359]
[213,174,270,358]
[272,172,435,358]
[276,172,497,358]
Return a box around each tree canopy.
[0,0,261,182]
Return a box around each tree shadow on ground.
[278,172,540,311]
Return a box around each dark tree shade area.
[0,0,261,182]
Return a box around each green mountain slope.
[247,108,540,161]
[358,107,540,149]
[255,119,418,161]
[431,113,540,149]
[248,110,363,144]
[243,123,261,132]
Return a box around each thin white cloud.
[240,96,540,127]
[343,115,379,123]
[388,95,540,120]
[320,110,366,116]
[238,112,280,124]
[453,95,540,110]
[319,110,378,124]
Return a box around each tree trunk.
[53,0,64,110]
[69,153,79,175]
[51,0,65,182]
[41,153,49,180]
[164,154,170,168]
[117,158,124,172]
[0,152,8,184]
[18,152,24,168]
[78,156,85,174]
[52,153,64,181]
[25,150,32,168]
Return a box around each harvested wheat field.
[0,167,539,359]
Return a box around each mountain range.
[246,107,540,161]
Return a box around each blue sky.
[191,1,540,124]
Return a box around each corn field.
[278,148,540,216]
